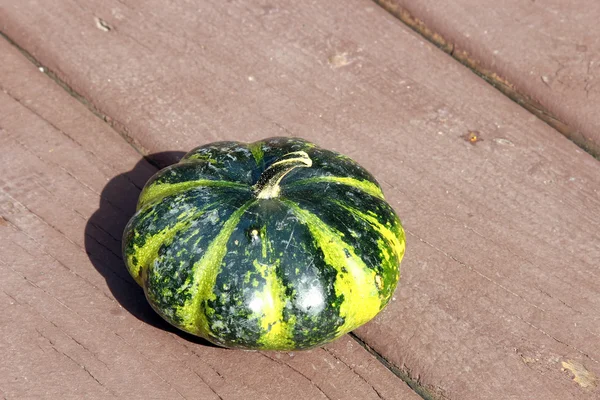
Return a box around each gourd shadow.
[84,151,218,348]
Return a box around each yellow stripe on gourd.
[336,202,406,263]
[252,260,295,349]
[288,176,384,200]
[284,201,381,336]
[138,180,247,209]
[177,200,256,336]
[126,209,201,286]
[337,204,405,293]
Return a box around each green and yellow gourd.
[123,137,405,350]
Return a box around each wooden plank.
[374,0,600,156]
[0,39,421,400]
[1,0,599,399]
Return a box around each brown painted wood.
[0,39,421,400]
[375,0,600,156]
[1,0,599,399]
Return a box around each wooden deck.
[376,0,600,156]
[1,1,598,399]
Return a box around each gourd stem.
[254,151,312,199]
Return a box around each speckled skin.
[122,137,405,350]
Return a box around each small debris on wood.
[493,137,514,146]
[462,130,482,145]
[328,52,351,68]
[561,360,597,389]
[95,17,112,32]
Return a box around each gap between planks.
[350,333,438,400]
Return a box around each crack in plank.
[12,135,104,198]
[28,310,113,384]
[1,290,21,306]
[514,315,599,364]
[405,228,599,366]
[1,190,82,250]
[2,87,146,200]
[406,228,548,313]
[259,353,332,400]
[2,260,93,327]
[7,232,118,305]
[48,345,114,395]
[86,220,126,246]
[2,190,133,296]
[165,347,225,400]
[322,346,386,400]
[0,84,130,188]
[112,332,188,400]
[16,280,206,400]
[175,341,226,381]
[0,31,150,158]
[84,231,126,264]
[536,287,583,315]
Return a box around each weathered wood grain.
[375,0,600,156]
[1,0,599,399]
[0,38,421,400]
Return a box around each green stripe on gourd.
[139,180,248,209]
[334,201,405,303]
[177,200,256,336]
[283,201,382,335]
[337,202,406,263]
[286,176,384,200]
[125,207,204,285]
[144,201,244,327]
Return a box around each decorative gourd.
[123,137,405,350]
